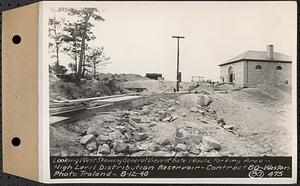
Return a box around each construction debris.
[80,134,96,145]
[50,81,292,157]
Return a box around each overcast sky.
[46,1,297,82]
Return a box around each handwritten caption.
[50,156,292,178]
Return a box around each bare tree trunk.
[93,62,96,78]
[77,13,92,83]
[74,54,78,74]
[56,45,59,66]
[53,17,60,67]
[73,41,78,74]
[82,52,86,77]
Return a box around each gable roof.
[219,50,292,66]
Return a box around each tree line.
[49,8,110,83]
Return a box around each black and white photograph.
[45,1,297,182]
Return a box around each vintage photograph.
[48,2,296,158]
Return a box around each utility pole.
[172,35,185,92]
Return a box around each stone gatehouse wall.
[247,61,292,86]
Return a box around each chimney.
[267,45,274,60]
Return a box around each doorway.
[228,66,233,83]
[229,74,233,83]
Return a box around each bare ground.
[50,84,292,157]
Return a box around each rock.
[86,141,97,151]
[200,119,208,124]
[202,136,221,152]
[134,132,148,141]
[132,117,141,123]
[114,91,121,95]
[80,134,96,145]
[179,94,200,106]
[97,144,111,154]
[141,118,152,123]
[103,117,117,123]
[198,109,205,114]
[191,107,198,113]
[170,114,178,121]
[176,128,188,138]
[158,110,165,114]
[60,150,69,157]
[162,114,177,122]
[86,126,99,137]
[149,121,157,127]
[191,133,203,144]
[148,144,161,152]
[206,150,221,157]
[131,151,149,156]
[160,137,173,146]
[189,146,200,155]
[162,116,172,122]
[124,132,133,140]
[176,143,187,151]
[129,144,144,153]
[179,94,212,107]
[217,119,225,125]
[115,126,127,133]
[109,130,124,140]
[182,113,187,117]
[223,125,234,130]
[148,151,172,156]
[114,142,130,153]
[141,108,150,115]
[59,97,68,101]
[201,95,212,106]
[96,135,113,144]
[175,151,190,156]
[167,107,175,112]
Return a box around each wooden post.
[172,35,185,91]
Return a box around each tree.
[68,62,77,74]
[50,64,68,75]
[85,46,111,78]
[49,16,65,67]
[62,21,82,75]
[60,8,105,82]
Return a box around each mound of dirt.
[97,73,149,82]
[119,80,196,93]
[118,80,170,93]
[190,83,216,94]
[49,73,151,100]
[50,78,113,100]
[208,85,292,156]
[241,85,291,102]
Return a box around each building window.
[276,66,282,70]
[255,65,262,70]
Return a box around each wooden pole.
[172,35,185,91]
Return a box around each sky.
[46,1,297,82]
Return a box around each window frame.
[255,65,262,70]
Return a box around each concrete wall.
[220,61,245,87]
[246,61,292,86]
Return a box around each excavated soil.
[50,84,292,157]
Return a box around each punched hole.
[12,137,21,146]
[12,35,22,44]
